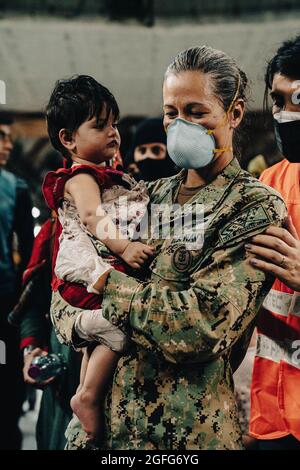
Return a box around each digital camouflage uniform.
[50,158,286,450]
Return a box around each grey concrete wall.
[0,16,299,115]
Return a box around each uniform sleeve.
[101,194,287,364]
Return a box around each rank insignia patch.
[219,204,271,244]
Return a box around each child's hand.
[120,242,155,269]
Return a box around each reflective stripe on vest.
[262,289,300,317]
[256,333,300,369]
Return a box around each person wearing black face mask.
[245,35,300,450]
[273,110,300,163]
[124,118,177,181]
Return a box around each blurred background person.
[124,117,177,181]
[247,154,268,179]
[0,112,34,449]
[16,214,81,450]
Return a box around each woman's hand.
[245,216,300,291]
[23,347,55,388]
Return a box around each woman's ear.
[59,128,76,153]
[230,99,245,129]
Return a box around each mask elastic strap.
[213,146,233,154]
[207,74,241,155]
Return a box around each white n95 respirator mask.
[166,118,216,169]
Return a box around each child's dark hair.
[264,35,300,110]
[46,75,120,158]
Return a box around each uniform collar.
[173,157,241,184]
[171,157,241,204]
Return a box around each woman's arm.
[55,193,285,363]
[101,241,269,364]
[100,194,286,364]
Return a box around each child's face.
[72,109,120,164]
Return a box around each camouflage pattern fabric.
[51,158,286,450]
[50,290,87,349]
[64,415,99,450]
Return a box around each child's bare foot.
[70,389,103,443]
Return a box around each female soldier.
[51,46,286,450]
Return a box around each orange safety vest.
[250,159,300,441]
